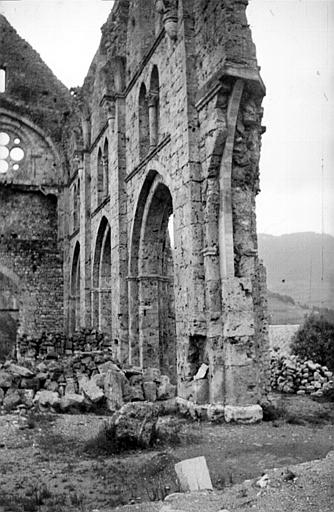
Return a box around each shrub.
[291,314,334,371]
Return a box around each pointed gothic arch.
[138,83,149,160]
[129,171,176,380]
[92,217,112,335]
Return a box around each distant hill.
[258,232,334,310]
[267,290,309,325]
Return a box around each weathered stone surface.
[0,388,4,404]
[98,361,121,375]
[224,404,263,424]
[193,379,209,405]
[175,456,213,492]
[143,381,157,402]
[157,375,177,401]
[21,389,35,408]
[143,368,161,382]
[59,393,85,412]
[3,389,22,411]
[207,404,225,423]
[11,366,33,380]
[81,377,104,403]
[104,369,127,411]
[124,383,145,402]
[112,402,160,448]
[0,371,13,389]
[34,390,60,409]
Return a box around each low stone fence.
[270,352,333,396]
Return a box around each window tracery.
[0,131,25,174]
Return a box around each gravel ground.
[112,451,334,512]
[0,395,333,511]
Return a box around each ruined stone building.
[0,0,269,415]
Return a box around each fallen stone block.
[0,371,13,389]
[143,380,157,402]
[91,373,104,388]
[194,363,209,380]
[207,404,225,423]
[175,456,213,492]
[34,390,60,409]
[3,389,22,411]
[21,389,35,408]
[98,361,121,375]
[8,364,35,378]
[124,383,145,402]
[104,368,127,410]
[143,367,161,382]
[81,377,104,403]
[224,404,263,424]
[112,402,160,448]
[60,393,85,412]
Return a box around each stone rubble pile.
[0,353,176,415]
[270,352,333,396]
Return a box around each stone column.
[138,274,161,369]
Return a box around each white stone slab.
[174,456,213,492]
[194,363,209,380]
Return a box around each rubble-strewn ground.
[0,395,333,511]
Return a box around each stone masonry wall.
[58,0,269,413]
[0,189,63,336]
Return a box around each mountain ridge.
[258,231,334,311]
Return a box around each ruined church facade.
[0,0,269,411]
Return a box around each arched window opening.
[0,68,6,93]
[103,139,109,200]
[76,179,80,230]
[92,218,112,337]
[138,83,149,160]
[70,243,81,333]
[97,148,104,204]
[73,184,78,232]
[149,66,160,149]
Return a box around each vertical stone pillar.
[138,275,160,369]
[82,150,92,328]
[128,276,139,366]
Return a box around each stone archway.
[129,172,176,381]
[92,217,112,335]
[70,242,81,333]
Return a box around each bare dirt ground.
[0,395,333,511]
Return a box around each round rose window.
[0,131,25,174]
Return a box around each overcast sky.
[1,0,333,237]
